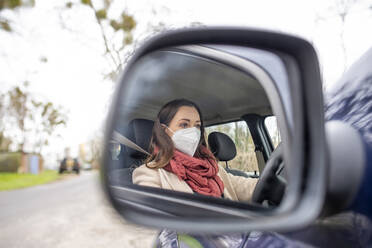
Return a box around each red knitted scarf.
[163,146,224,198]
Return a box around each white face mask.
[166,126,201,157]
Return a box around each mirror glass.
[105,44,293,211]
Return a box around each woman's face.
[165,106,201,137]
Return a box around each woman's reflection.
[132,98,257,201]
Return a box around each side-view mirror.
[101,27,368,233]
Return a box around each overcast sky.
[1,0,371,164]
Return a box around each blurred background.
[0,0,371,247]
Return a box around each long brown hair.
[146,99,213,168]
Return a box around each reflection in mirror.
[205,121,259,177]
[107,45,287,208]
[265,116,281,149]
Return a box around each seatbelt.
[112,131,151,156]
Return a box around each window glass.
[264,116,281,148]
[205,121,258,173]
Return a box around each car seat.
[109,118,154,185]
[208,131,250,178]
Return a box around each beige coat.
[132,163,257,202]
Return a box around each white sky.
[1,0,372,165]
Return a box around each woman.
[133,98,257,202]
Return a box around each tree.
[2,82,67,153]
[8,81,31,151]
[85,133,103,169]
[0,0,35,32]
[32,101,67,153]
[0,132,12,152]
[206,121,258,172]
[0,91,12,151]
[316,0,372,71]
[61,0,137,81]
[62,0,202,82]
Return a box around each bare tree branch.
[86,1,120,69]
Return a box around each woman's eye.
[180,123,188,128]
[195,124,201,129]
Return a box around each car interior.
[110,117,269,180]
[208,131,254,178]
[108,45,290,208]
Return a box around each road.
[0,171,158,248]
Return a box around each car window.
[205,121,259,173]
[264,116,281,149]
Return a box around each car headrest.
[125,119,154,159]
[208,131,237,161]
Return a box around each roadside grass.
[0,170,61,191]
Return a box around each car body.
[324,48,372,219]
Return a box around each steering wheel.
[251,144,287,206]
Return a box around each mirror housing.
[101,27,327,233]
